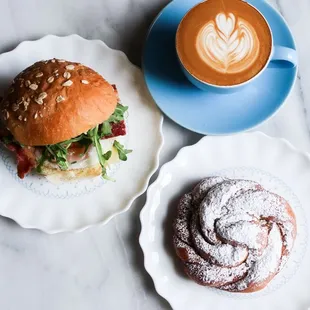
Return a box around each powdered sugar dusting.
[173,177,297,292]
[217,216,269,253]
[226,190,296,257]
[221,224,283,292]
[192,176,226,206]
[191,211,248,267]
[173,234,248,286]
[199,180,261,244]
[174,194,192,244]
[185,260,248,287]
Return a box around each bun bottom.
[40,163,102,182]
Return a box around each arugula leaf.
[107,104,128,123]
[36,149,49,173]
[57,157,69,170]
[87,126,108,178]
[113,141,132,161]
[103,150,112,161]
[100,121,112,138]
[46,144,69,170]
[61,134,87,146]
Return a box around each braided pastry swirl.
[173,177,296,293]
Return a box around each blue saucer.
[142,0,297,135]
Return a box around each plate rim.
[139,131,309,309]
[0,34,164,234]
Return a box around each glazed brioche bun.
[0,59,118,146]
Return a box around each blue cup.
[176,2,298,93]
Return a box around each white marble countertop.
[0,0,309,309]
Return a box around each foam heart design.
[196,12,260,74]
[217,13,235,38]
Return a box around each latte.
[176,0,272,86]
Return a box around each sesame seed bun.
[0,59,118,146]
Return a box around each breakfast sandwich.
[0,59,131,180]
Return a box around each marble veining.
[0,0,309,309]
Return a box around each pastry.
[173,177,297,293]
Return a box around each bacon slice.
[5,144,36,179]
[106,120,126,139]
[0,127,36,178]
[66,143,88,163]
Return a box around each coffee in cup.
[176,0,272,87]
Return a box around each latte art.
[176,0,272,86]
[196,13,260,74]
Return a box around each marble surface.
[0,0,309,309]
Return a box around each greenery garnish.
[99,103,128,138]
[9,103,131,179]
[103,150,112,161]
[113,141,132,161]
[108,104,128,123]
[100,121,112,138]
[35,126,117,178]
[87,125,109,178]
[46,144,69,170]
[36,149,49,174]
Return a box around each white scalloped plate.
[0,35,163,233]
[139,132,310,310]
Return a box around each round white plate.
[0,35,163,233]
[139,132,309,310]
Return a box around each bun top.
[0,59,118,146]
